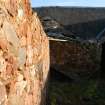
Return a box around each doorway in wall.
[100,42,105,77]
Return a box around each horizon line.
[32,5,105,8]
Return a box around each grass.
[49,71,105,105]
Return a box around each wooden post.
[0,0,49,105]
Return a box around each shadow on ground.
[48,68,105,105]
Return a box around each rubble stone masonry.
[0,0,49,105]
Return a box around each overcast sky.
[31,0,105,7]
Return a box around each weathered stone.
[35,8,103,79]
[0,85,7,104]
[3,21,20,48]
[0,0,49,105]
[18,47,26,67]
[49,38,101,78]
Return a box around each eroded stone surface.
[50,39,101,78]
[0,0,49,105]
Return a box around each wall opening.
[100,42,105,77]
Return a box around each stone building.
[35,7,105,78]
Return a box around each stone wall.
[50,38,101,78]
[0,0,49,105]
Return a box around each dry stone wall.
[50,38,101,78]
[0,0,49,105]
